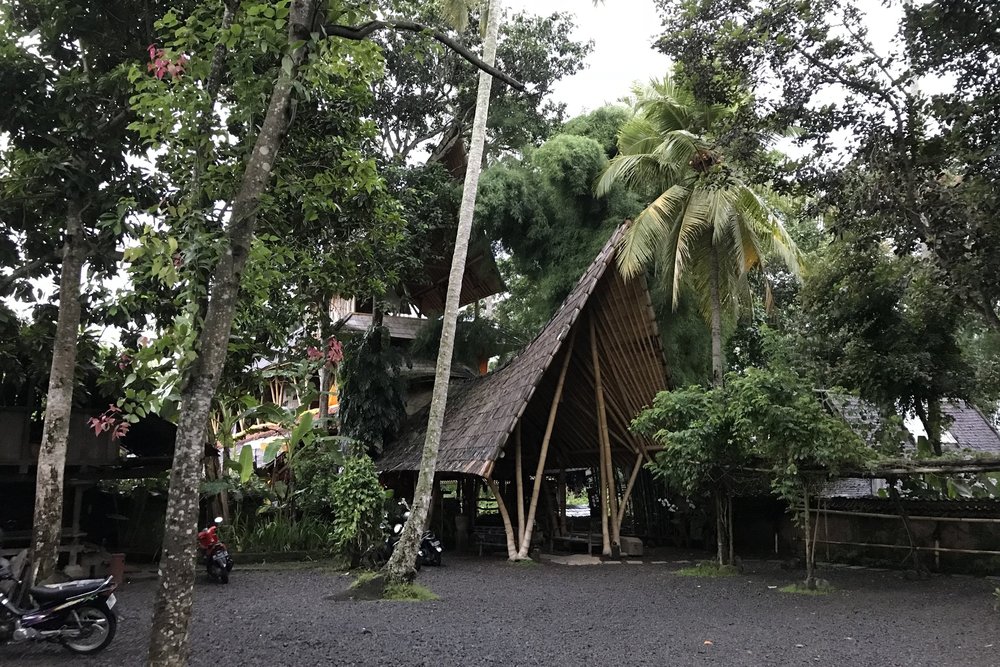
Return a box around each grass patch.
[382,582,439,601]
[350,571,381,589]
[674,561,740,577]
[779,582,834,595]
[510,558,539,567]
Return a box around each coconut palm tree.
[596,75,802,387]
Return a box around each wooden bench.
[471,526,509,556]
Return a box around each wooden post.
[590,314,618,554]
[557,469,567,537]
[517,327,577,559]
[486,478,518,560]
[615,453,644,531]
[515,422,525,545]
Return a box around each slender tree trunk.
[317,294,332,430]
[385,0,502,584]
[803,487,814,588]
[926,398,943,456]
[709,244,724,388]
[714,486,724,567]
[147,4,318,664]
[31,198,86,585]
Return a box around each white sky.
[505,0,671,116]
[504,0,937,119]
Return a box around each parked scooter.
[197,517,234,584]
[368,501,443,568]
[0,555,118,655]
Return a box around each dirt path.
[4,556,997,666]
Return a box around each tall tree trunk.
[146,3,318,664]
[709,244,724,388]
[385,0,502,585]
[926,398,943,457]
[31,198,86,585]
[802,487,814,589]
[714,486,724,567]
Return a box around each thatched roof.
[379,222,668,478]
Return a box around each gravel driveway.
[3,555,997,666]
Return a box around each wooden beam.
[615,453,644,530]
[515,422,525,545]
[486,477,518,560]
[517,326,578,559]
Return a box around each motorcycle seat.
[29,578,108,602]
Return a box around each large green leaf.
[238,444,254,484]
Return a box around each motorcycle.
[0,554,118,655]
[198,517,234,584]
[368,501,443,568]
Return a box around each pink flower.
[306,346,323,361]
[326,338,344,365]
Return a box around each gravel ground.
[3,555,998,666]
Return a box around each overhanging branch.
[323,20,526,92]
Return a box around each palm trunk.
[146,4,318,664]
[30,198,86,585]
[709,244,724,388]
[385,0,502,584]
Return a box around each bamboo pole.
[597,409,610,555]
[590,314,618,552]
[486,478,518,560]
[557,469,567,537]
[812,539,1000,557]
[515,422,525,545]
[517,326,578,559]
[615,453,644,530]
[799,507,1000,524]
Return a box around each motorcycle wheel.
[428,551,442,567]
[62,603,116,655]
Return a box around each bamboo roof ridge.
[378,221,669,478]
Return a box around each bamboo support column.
[515,422,525,545]
[557,469,567,537]
[614,453,644,534]
[590,314,618,554]
[486,478,518,560]
[517,327,578,559]
[597,411,610,555]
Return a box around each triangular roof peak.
[379,221,669,477]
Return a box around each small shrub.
[224,515,332,553]
[382,582,439,601]
[674,561,739,577]
[330,455,386,567]
[779,581,834,595]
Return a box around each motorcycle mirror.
[214,516,224,525]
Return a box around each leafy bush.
[223,515,332,553]
[329,455,386,567]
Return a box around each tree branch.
[0,254,58,295]
[323,20,526,92]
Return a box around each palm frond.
[596,153,668,198]
[616,184,688,280]
[734,184,804,277]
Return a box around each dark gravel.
[3,555,998,666]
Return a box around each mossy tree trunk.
[30,197,86,585]
[146,3,319,664]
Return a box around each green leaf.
[238,444,254,484]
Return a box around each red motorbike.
[197,517,234,584]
